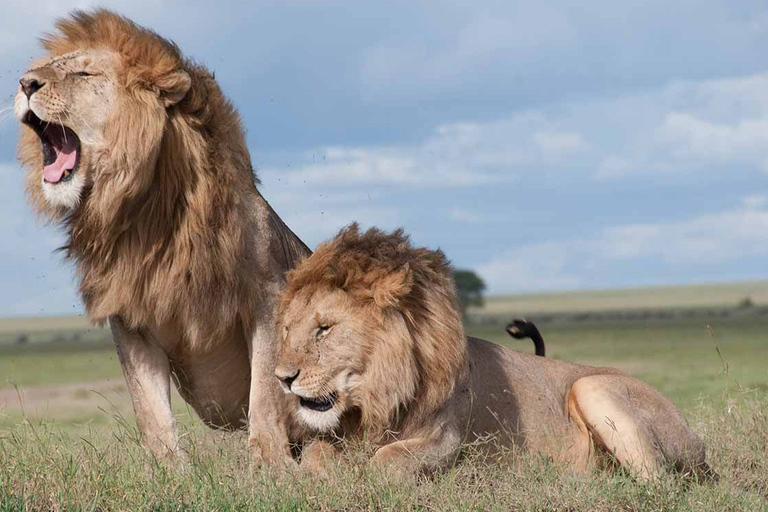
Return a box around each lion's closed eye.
[315,324,332,340]
[73,71,99,78]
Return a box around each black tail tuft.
[506,319,546,357]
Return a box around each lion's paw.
[248,436,298,471]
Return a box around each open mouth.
[23,111,81,184]
[299,392,338,412]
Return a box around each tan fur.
[17,10,310,465]
[277,224,466,437]
[21,11,263,344]
[276,226,711,478]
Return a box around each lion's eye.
[74,71,94,77]
[315,325,331,339]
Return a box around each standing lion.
[275,225,711,479]
[16,10,309,466]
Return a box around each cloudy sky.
[2,0,768,317]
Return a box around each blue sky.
[2,0,768,316]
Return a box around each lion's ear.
[371,264,412,309]
[156,70,191,107]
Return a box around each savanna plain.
[1,281,767,511]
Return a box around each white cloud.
[260,113,592,189]
[595,155,633,180]
[260,71,768,192]
[479,198,768,293]
[604,207,768,265]
[659,112,768,163]
[259,185,401,249]
[593,72,768,178]
[533,131,588,155]
[477,242,582,293]
[742,195,768,210]
[2,3,768,313]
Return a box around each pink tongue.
[43,140,78,183]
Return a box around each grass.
[470,318,768,409]
[0,395,766,510]
[0,340,119,390]
[472,279,768,317]
[0,285,767,510]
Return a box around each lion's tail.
[506,319,545,357]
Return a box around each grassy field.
[1,398,767,511]
[1,283,767,510]
[471,280,768,317]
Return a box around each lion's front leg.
[110,316,185,465]
[371,424,462,475]
[246,307,296,468]
[300,440,340,476]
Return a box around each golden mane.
[40,9,184,88]
[282,224,468,430]
[18,10,307,347]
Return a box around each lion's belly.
[169,335,251,430]
[465,338,594,454]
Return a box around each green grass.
[472,280,768,316]
[0,396,766,511]
[468,318,768,410]
[0,291,767,510]
[0,340,120,390]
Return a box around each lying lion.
[16,10,309,465]
[275,224,711,479]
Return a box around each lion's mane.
[281,224,468,433]
[17,10,305,347]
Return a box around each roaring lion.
[274,225,710,479]
[16,10,310,465]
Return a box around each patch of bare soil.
[0,379,130,422]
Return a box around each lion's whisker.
[56,112,68,144]
[0,111,16,124]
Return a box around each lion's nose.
[275,368,300,390]
[19,76,44,99]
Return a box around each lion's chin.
[42,169,86,210]
[297,405,342,433]
[296,392,342,433]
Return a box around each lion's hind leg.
[568,374,707,481]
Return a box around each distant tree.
[452,269,486,317]
[16,333,29,345]
[737,296,755,309]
